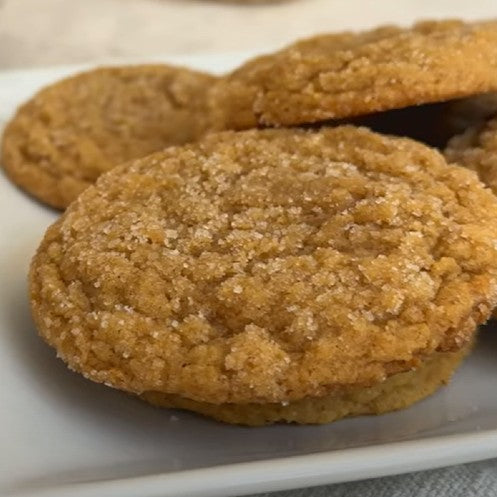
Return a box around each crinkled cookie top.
[210,20,497,129]
[2,65,216,208]
[30,126,497,404]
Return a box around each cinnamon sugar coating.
[30,127,497,404]
[210,20,497,129]
[1,65,216,209]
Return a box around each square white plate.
[1,53,497,497]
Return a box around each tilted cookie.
[30,127,497,424]
[210,20,497,130]
[1,65,216,209]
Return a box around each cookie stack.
[4,19,497,426]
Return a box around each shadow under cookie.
[306,93,497,149]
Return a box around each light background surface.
[1,0,497,69]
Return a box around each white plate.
[1,53,497,497]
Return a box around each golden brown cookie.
[142,345,469,425]
[445,114,497,194]
[210,20,497,130]
[1,65,216,209]
[30,127,497,422]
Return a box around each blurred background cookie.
[1,65,216,209]
[445,114,497,193]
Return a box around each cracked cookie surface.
[2,65,216,209]
[210,20,497,129]
[30,126,497,405]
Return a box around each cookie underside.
[141,346,468,426]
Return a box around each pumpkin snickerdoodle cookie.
[1,65,216,209]
[445,113,497,194]
[209,20,497,130]
[30,127,497,425]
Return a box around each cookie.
[142,345,469,425]
[1,65,216,209]
[30,127,497,422]
[209,20,497,130]
[445,114,497,194]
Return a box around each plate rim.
[13,431,497,497]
